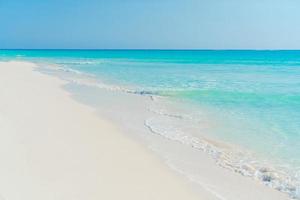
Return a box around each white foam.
[144,109,300,199]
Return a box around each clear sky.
[1,0,300,49]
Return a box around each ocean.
[1,50,300,198]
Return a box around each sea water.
[1,50,300,198]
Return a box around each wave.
[144,109,300,199]
[39,63,162,98]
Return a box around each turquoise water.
[1,50,300,197]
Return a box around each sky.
[0,0,300,49]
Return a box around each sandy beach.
[0,61,290,200]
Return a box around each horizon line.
[2,48,300,51]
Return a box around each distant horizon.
[2,49,300,51]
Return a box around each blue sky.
[0,0,300,49]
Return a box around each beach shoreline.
[0,61,290,200]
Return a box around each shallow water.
[1,50,300,198]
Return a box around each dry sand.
[0,61,213,200]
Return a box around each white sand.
[0,61,290,200]
[0,61,212,200]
